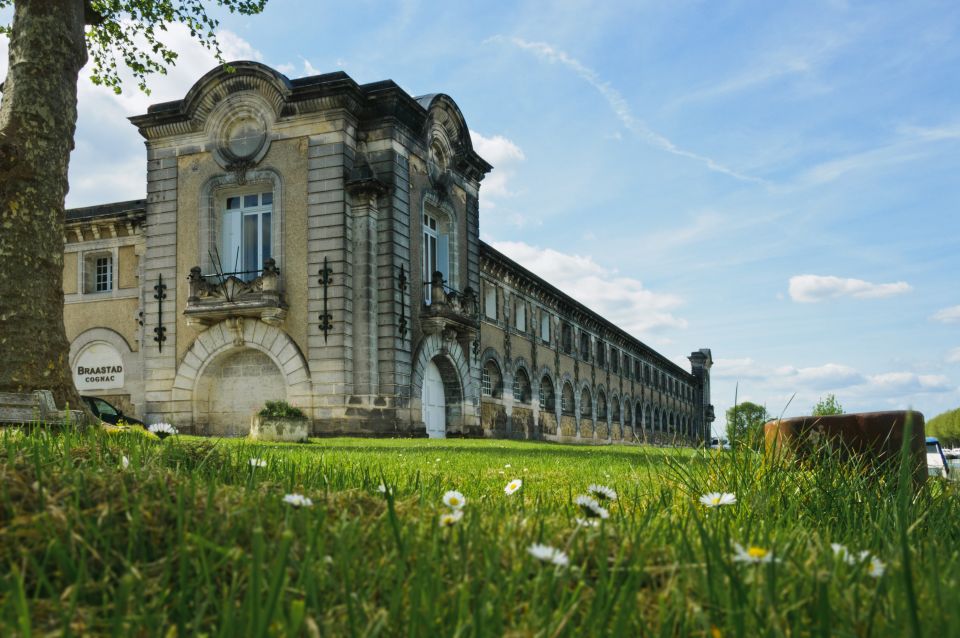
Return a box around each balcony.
[184,258,287,326]
[420,272,479,342]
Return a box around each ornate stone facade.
[62,61,714,445]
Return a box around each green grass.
[1,428,959,636]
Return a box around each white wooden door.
[422,361,446,439]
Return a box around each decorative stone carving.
[185,258,287,326]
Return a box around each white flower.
[283,493,313,508]
[733,543,777,564]
[831,543,857,565]
[528,543,569,567]
[574,495,610,519]
[699,492,737,508]
[504,464,511,468]
[504,479,523,495]
[575,517,600,528]
[587,484,617,502]
[443,490,466,509]
[148,422,177,436]
[377,483,389,494]
[121,455,130,470]
[439,509,464,527]
[249,458,267,468]
[435,458,441,462]
[867,557,886,578]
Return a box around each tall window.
[515,300,526,332]
[580,388,592,418]
[597,391,607,419]
[580,332,591,361]
[95,256,112,292]
[611,349,619,374]
[222,191,272,280]
[422,212,448,304]
[561,324,573,353]
[484,284,497,319]
[540,311,551,344]
[597,342,606,367]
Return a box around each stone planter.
[764,411,926,485]
[249,414,309,443]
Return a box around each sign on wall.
[73,342,125,391]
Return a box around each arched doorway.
[195,347,286,436]
[422,360,446,438]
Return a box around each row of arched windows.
[481,359,695,434]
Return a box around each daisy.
[148,422,177,438]
[283,493,313,508]
[504,464,511,468]
[866,557,886,578]
[121,455,130,470]
[443,490,466,509]
[439,509,464,527]
[733,543,776,564]
[587,484,617,502]
[575,517,600,528]
[831,543,857,565]
[377,483,389,494]
[249,458,267,468]
[504,479,523,495]
[699,492,736,508]
[528,543,569,567]
[574,495,610,519]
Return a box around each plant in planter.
[250,400,309,443]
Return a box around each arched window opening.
[481,360,503,398]
[597,391,607,420]
[513,368,531,403]
[539,375,555,411]
[624,402,632,426]
[561,382,575,415]
[580,388,592,418]
[612,396,621,423]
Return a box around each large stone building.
[63,62,714,444]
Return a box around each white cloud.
[781,363,865,390]
[490,240,687,336]
[947,348,960,364]
[489,36,764,184]
[0,25,263,207]
[788,274,911,303]
[470,130,525,209]
[931,305,960,323]
[712,358,769,380]
[866,372,953,394]
[302,57,321,76]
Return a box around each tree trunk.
[0,0,88,410]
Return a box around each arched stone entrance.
[171,319,312,435]
[422,360,446,438]
[195,347,286,436]
[412,333,475,436]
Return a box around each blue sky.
[5,1,959,433]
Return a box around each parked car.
[926,437,950,478]
[710,437,731,450]
[81,396,145,428]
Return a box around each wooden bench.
[0,390,85,426]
